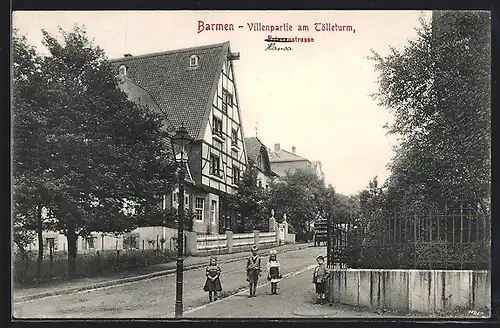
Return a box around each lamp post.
[327,215,332,268]
[170,123,193,319]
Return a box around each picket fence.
[196,230,278,255]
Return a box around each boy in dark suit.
[312,255,329,304]
[246,246,261,297]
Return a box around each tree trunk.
[36,204,43,279]
[66,208,77,278]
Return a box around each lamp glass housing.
[170,123,193,164]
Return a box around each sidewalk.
[291,302,489,319]
[13,242,312,303]
[291,303,394,318]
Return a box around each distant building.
[268,143,324,180]
[311,161,325,182]
[111,42,247,234]
[244,137,278,189]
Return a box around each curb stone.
[14,243,312,304]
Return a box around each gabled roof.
[244,137,265,163]
[110,41,231,140]
[244,137,278,176]
[269,148,310,163]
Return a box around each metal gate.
[326,204,490,270]
[326,217,349,269]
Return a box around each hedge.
[12,248,176,286]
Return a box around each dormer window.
[118,64,127,76]
[189,55,199,67]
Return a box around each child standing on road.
[246,246,261,297]
[203,256,222,302]
[312,255,329,304]
[266,250,282,295]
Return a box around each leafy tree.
[228,164,270,232]
[268,170,328,238]
[12,26,177,278]
[12,29,56,278]
[369,11,491,212]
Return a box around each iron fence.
[328,204,490,270]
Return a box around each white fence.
[196,234,228,252]
[195,230,280,255]
[233,232,254,248]
[260,232,277,247]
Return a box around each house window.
[233,166,240,185]
[222,88,233,113]
[45,238,56,251]
[258,180,263,188]
[211,200,217,224]
[124,233,139,250]
[87,237,96,249]
[213,116,223,137]
[173,191,190,209]
[125,206,136,216]
[190,55,199,67]
[257,155,263,169]
[210,154,221,177]
[195,198,205,221]
[231,129,238,147]
[118,64,127,76]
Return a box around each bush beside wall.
[12,249,176,286]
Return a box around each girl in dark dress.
[203,256,222,301]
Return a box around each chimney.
[292,146,296,154]
[124,53,132,57]
[274,143,280,152]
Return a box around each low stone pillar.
[185,231,197,255]
[283,220,289,243]
[254,230,260,248]
[226,230,233,253]
[269,217,276,232]
[275,229,280,246]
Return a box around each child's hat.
[251,245,258,251]
[316,255,325,261]
[210,256,217,261]
[269,250,277,255]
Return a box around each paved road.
[184,261,384,318]
[13,246,327,318]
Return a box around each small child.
[312,255,329,304]
[246,246,261,297]
[203,256,222,302]
[266,250,282,295]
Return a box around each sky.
[12,10,431,196]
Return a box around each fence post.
[226,230,233,253]
[142,240,145,252]
[49,245,54,278]
[156,235,159,253]
[97,250,102,274]
[102,234,105,251]
[184,234,188,255]
[254,230,260,248]
[115,249,120,271]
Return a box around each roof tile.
[110,42,229,140]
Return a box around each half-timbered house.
[111,42,247,234]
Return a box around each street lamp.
[170,122,193,318]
